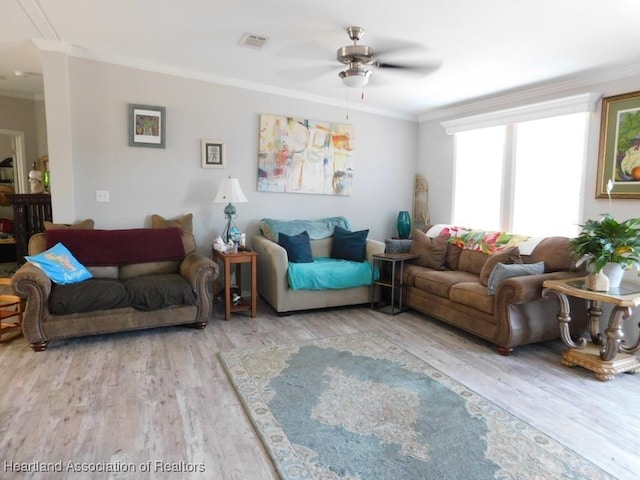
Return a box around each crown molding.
[0,89,41,101]
[418,63,640,123]
[440,92,602,134]
[33,40,417,122]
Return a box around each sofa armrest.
[495,270,580,305]
[253,235,289,306]
[365,239,386,261]
[180,252,218,286]
[11,262,53,345]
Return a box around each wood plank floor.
[1,300,639,479]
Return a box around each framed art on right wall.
[596,90,640,198]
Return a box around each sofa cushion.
[444,243,463,270]
[527,237,573,272]
[44,218,95,230]
[45,228,185,266]
[479,247,522,286]
[29,219,95,255]
[457,249,490,275]
[449,282,494,315]
[410,229,448,270]
[261,216,351,242]
[151,213,196,255]
[287,257,377,290]
[87,266,119,280]
[25,243,93,285]
[412,269,479,299]
[331,225,368,262]
[50,279,130,314]
[124,273,196,311]
[279,230,313,263]
[487,261,545,295]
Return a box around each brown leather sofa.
[398,226,587,355]
[12,214,218,351]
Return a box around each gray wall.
[42,53,419,256]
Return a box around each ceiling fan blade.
[278,41,335,61]
[369,37,433,58]
[374,57,443,76]
[276,64,337,82]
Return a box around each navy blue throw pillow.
[278,231,314,263]
[331,225,369,262]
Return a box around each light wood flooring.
[1,300,639,479]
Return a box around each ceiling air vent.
[239,33,269,50]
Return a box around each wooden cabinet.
[8,193,52,264]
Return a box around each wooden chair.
[0,277,22,342]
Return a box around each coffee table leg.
[587,300,603,345]
[542,288,586,349]
[600,306,630,361]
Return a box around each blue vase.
[397,211,411,239]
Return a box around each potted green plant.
[569,214,640,289]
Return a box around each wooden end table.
[211,248,258,321]
[370,253,417,315]
[542,277,640,381]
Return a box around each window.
[452,112,589,237]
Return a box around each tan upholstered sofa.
[395,225,588,355]
[253,217,385,314]
[12,215,218,351]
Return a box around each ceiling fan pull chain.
[345,88,350,120]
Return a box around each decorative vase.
[585,271,609,292]
[602,262,624,289]
[397,211,411,239]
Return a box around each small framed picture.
[128,104,166,148]
[201,139,225,168]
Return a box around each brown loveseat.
[12,215,218,351]
[396,225,587,355]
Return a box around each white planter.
[602,262,624,289]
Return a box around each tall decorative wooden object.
[412,174,429,232]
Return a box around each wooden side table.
[542,277,640,381]
[211,248,258,321]
[370,252,417,315]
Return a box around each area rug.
[219,332,614,480]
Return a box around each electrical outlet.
[96,190,110,202]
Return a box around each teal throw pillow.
[487,261,544,295]
[331,225,368,262]
[279,231,314,263]
[25,242,93,285]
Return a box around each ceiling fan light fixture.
[339,67,371,88]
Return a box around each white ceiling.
[2,0,640,117]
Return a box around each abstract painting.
[258,114,355,195]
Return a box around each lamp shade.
[213,177,248,204]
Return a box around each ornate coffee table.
[542,278,640,381]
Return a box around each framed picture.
[201,139,225,168]
[257,114,355,195]
[596,90,640,198]
[128,104,166,148]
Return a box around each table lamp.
[214,176,248,243]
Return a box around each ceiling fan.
[336,26,441,88]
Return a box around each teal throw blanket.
[287,257,379,290]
